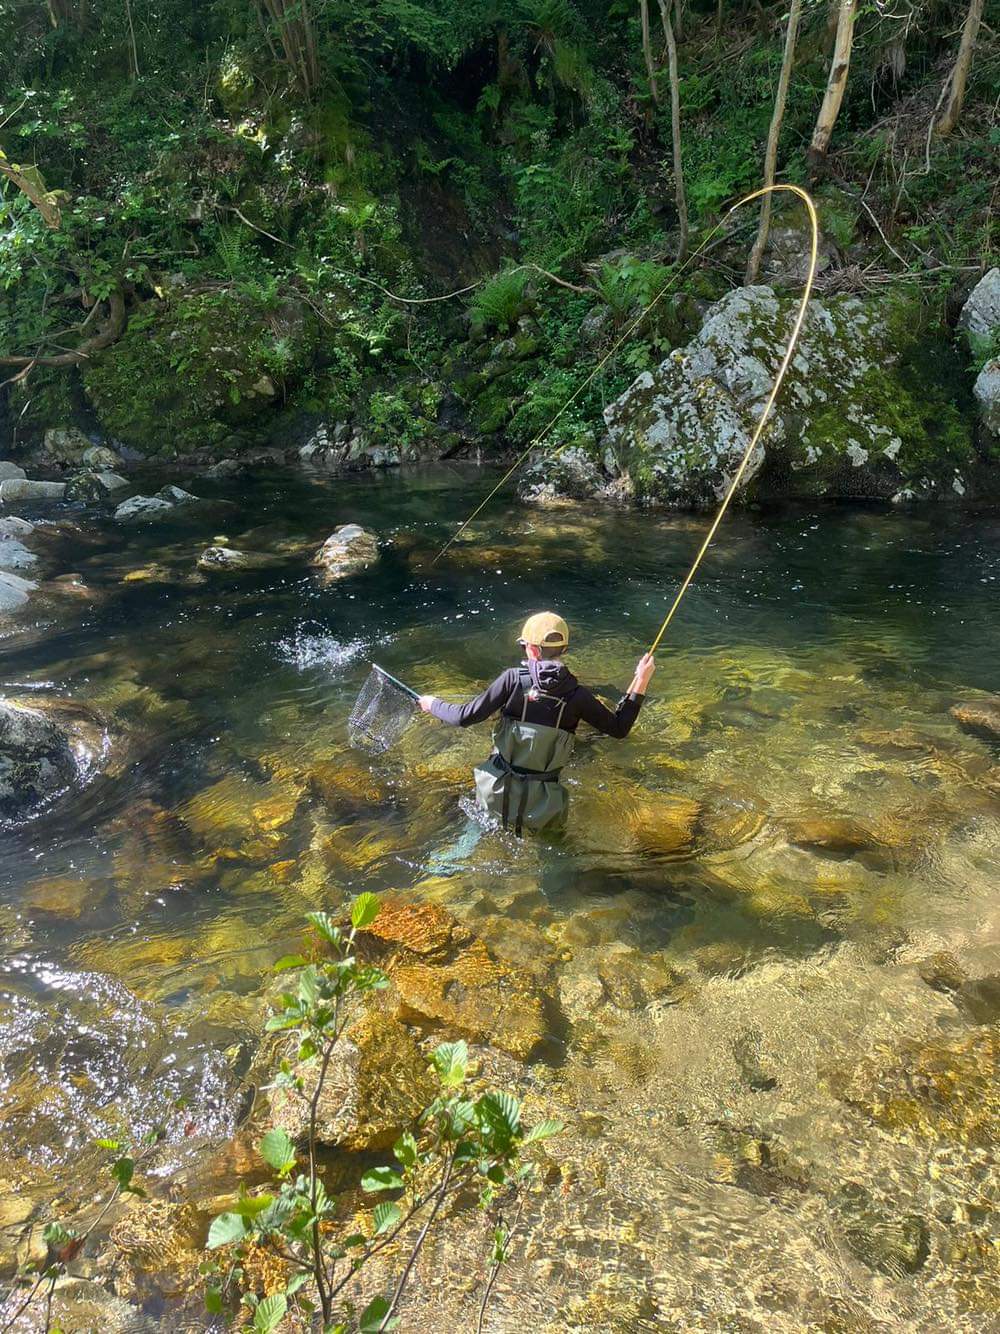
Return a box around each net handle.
[373,663,419,700]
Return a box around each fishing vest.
[473,670,576,835]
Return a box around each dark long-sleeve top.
[429,659,643,738]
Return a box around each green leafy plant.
[469,268,530,334]
[0,1134,160,1334]
[204,896,562,1332]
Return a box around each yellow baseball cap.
[518,612,570,650]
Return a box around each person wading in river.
[418,612,655,835]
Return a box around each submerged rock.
[0,699,79,820]
[950,697,1000,742]
[361,899,551,1060]
[197,545,272,571]
[267,1004,434,1150]
[313,523,379,579]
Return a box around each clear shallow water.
[2,465,1000,1329]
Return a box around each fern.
[469,269,529,333]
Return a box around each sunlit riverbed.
[2,465,999,1330]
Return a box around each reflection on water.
[2,466,1000,1328]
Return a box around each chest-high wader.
[473,672,576,835]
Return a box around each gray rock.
[0,478,67,504]
[958,268,1000,340]
[0,461,27,481]
[588,286,922,507]
[81,444,123,470]
[155,484,198,505]
[66,470,130,503]
[0,517,38,573]
[196,545,275,571]
[521,444,604,507]
[0,516,34,538]
[973,358,1000,442]
[114,494,176,522]
[0,570,37,611]
[0,699,78,820]
[313,523,379,579]
[0,537,37,572]
[41,425,91,465]
[204,458,244,479]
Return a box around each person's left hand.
[418,694,437,713]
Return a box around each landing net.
[348,664,417,754]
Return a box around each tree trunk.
[639,0,659,104]
[808,0,856,171]
[935,0,984,138]
[0,290,127,368]
[657,0,688,261]
[262,0,319,98]
[0,151,63,228]
[746,0,803,282]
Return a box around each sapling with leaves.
[204,895,563,1333]
[0,1133,160,1334]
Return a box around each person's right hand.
[631,652,656,695]
[417,694,438,714]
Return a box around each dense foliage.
[0,0,996,456]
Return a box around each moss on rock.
[83,290,319,456]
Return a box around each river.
[2,464,999,1330]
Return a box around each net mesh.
[348,665,417,754]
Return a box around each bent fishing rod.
[431,182,820,657]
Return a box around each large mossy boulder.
[959,268,1000,448]
[533,286,974,507]
[83,290,319,456]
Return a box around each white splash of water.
[276,627,367,672]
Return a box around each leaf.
[431,1040,468,1089]
[350,891,380,929]
[265,1012,302,1032]
[111,1157,135,1191]
[392,1132,418,1169]
[285,1270,311,1296]
[253,1293,287,1333]
[93,1138,123,1151]
[42,1222,72,1248]
[233,1192,275,1219]
[206,1212,247,1249]
[372,1200,402,1235]
[273,954,307,973]
[521,1118,565,1144]
[205,1283,224,1315]
[340,1232,367,1248]
[305,910,340,944]
[297,965,320,1007]
[259,1129,296,1177]
[477,1092,521,1143]
[359,1295,397,1333]
[361,1165,403,1192]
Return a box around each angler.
[418,612,655,835]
